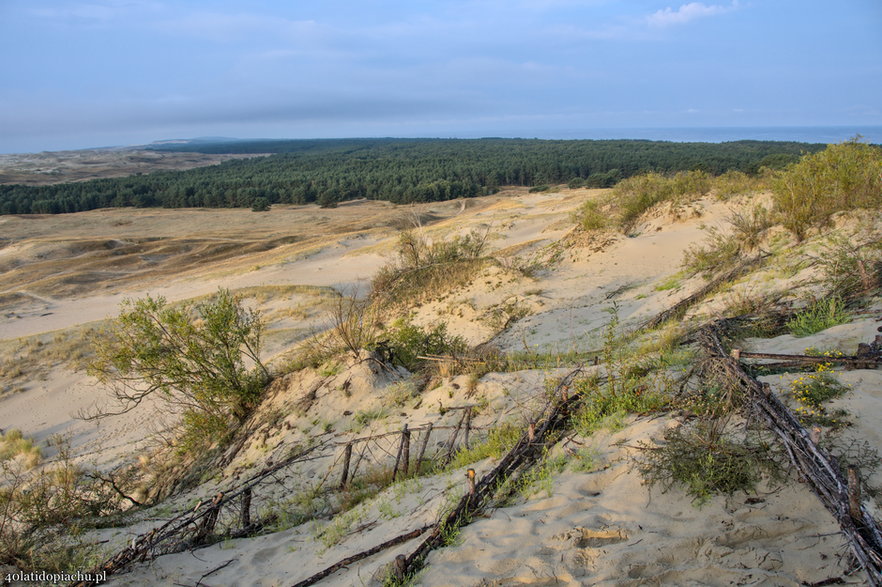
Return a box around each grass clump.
[814,233,882,299]
[447,422,521,470]
[682,205,773,278]
[786,296,850,336]
[614,170,712,231]
[371,229,489,306]
[772,138,882,240]
[572,199,609,231]
[0,430,42,469]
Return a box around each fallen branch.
[641,256,766,331]
[71,442,329,587]
[290,524,433,587]
[732,350,882,367]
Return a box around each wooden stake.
[415,423,432,473]
[340,442,353,489]
[466,468,476,498]
[731,348,742,361]
[528,420,536,443]
[810,426,822,445]
[195,492,224,544]
[393,554,407,582]
[401,424,411,477]
[445,411,466,462]
[848,466,862,522]
[240,487,252,529]
[392,425,408,481]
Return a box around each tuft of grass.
[447,422,522,470]
[615,170,712,231]
[371,229,489,306]
[0,429,42,469]
[786,297,850,337]
[653,275,682,292]
[572,199,609,231]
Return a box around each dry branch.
[290,524,433,587]
[641,256,765,330]
[71,443,328,587]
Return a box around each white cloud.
[646,2,737,28]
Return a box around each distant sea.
[469,126,882,145]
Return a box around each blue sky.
[1,0,880,152]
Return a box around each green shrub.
[250,197,271,212]
[572,199,609,231]
[712,170,761,199]
[772,139,882,240]
[380,319,468,372]
[638,422,774,506]
[528,185,551,193]
[786,297,850,336]
[87,289,269,444]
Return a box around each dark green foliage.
[0,139,821,214]
[251,197,270,212]
[380,319,468,371]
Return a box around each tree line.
[0,138,822,214]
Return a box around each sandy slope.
[2,188,881,586]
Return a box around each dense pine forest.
[0,138,823,214]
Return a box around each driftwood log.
[698,322,882,586]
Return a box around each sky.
[1,0,880,153]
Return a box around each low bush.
[1,437,118,572]
[786,296,850,337]
[772,138,882,240]
[371,230,489,306]
[638,421,778,506]
[379,319,468,372]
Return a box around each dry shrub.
[371,229,489,306]
[683,205,772,278]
